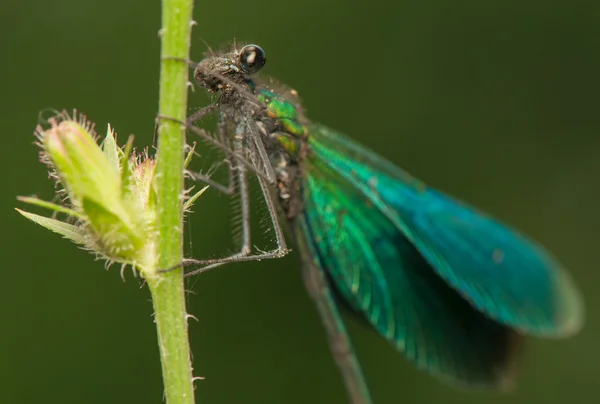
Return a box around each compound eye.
[239,44,266,73]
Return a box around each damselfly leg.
[155,113,290,275]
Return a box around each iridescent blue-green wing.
[308,124,583,338]
[297,157,522,388]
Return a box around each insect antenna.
[197,35,215,56]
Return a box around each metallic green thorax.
[257,89,304,132]
[255,87,307,154]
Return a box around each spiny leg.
[153,102,218,148]
[189,136,253,261]
[182,172,291,275]
[174,139,252,275]
[252,145,288,260]
[251,125,277,183]
[157,103,234,194]
[186,102,219,126]
[187,118,237,195]
[156,117,288,275]
[154,110,242,267]
[186,122,252,263]
[233,136,252,256]
[155,113,259,274]
[181,135,290,276]
[157,115,274,184]
[182,203,289,274]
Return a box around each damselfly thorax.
[192,45,311,220]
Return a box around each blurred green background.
[2,1,599,403]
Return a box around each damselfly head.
[193,44,266,93]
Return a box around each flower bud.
[18,112,170,276]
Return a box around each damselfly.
[162,43,584,403]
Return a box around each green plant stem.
[147,0,196,403]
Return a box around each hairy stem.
[146,0,196,403]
